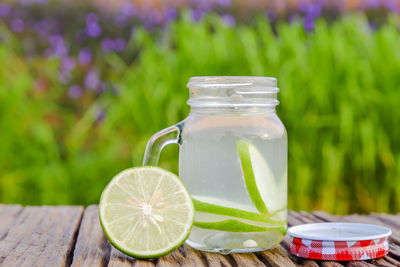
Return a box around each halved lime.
[99,167,194,259]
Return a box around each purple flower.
[84,69,100,90]
[216,0,232,7]
[120,2,137,18]
[18,0,31,6]
[196,0,213,12]
[61,57,76,72]
[114,38,126,52]
[68,85,83,99]
[148,9,163,24]
[368,21,377,31]
[288,13,300,24]
[303,15,315,32]
[48,34,63,46]
[164,7,178,23]
[221,14,235,27]
[191,9,205,22]
[86,22,102,38]
[0,3,11,17]
[19,0,47,5]
[78,49,92,65]
[95,109,105,124]
[363,0,380,9]
[114,15,129,27]
[34,20,48,35]
[266,9,278,22]
[10,18,24,33]
[101,38,114,53]
[383,0,398,12]
[48,35,68,58]
[300,0,323,19]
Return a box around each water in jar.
[179,112,287,254]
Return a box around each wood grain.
[71,205,110,267]
[199,250,233,267]
[0,206,83,267]
[256,245,297,267]
[230,252,265,266]
[1,206,399,266]
[0,204,22,240]
[156,244,205,266]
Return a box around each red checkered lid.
[288,223,392,261]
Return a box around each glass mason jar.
[143,76,287,254]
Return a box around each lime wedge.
[236,140,281,214]
[194,219,286,234]
[99,167,194,259]
[192,197,283,225]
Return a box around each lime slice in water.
[192,196,284,224]
[99,167,194,259]
[194,219,286,234]
[236,140,282,214]
[192,196,286,234]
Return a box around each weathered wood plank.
[0,204,22,239]
[319,262,346,267]
[371,257,399,267]
[200,251,233,267]
[156,244,206,266]
[346,262,377,266]
[388,243,400,262]
[256,245,297,267]
[370,214,400,234]
[0,206,83,267]
[230,252,266,266]
[2,205,399,266]
[381,256,400,266]
[71,205,111,267]
[106,247,157,267]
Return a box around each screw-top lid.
[288,223,392,261]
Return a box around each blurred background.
[0,0,399,214]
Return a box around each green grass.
[1,14,400,213]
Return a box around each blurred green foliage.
[1,14,400,214]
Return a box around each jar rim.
[187,76,277,90]
[186,76,279,108]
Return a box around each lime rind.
[192,197,283,225]
[99,166,194,259]
[236,140,270,214]
[236,140,286,215]
[194,219,286,234]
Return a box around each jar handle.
[142,122,184,166]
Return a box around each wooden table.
[1,205,399,267]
